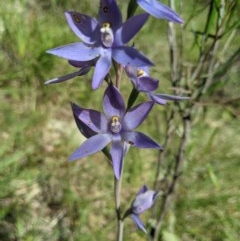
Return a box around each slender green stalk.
[114,176,124,241]
[116,64,124,90]
[117,219,124,241]
[114,62,125,241]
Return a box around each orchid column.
[46,0,184,240]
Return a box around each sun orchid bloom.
[125,65,189,105]
[47,0,153,89]
[130,185,158,233]
[137,0,183,23]
[69,85,162,180]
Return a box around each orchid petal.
[65,11,99,45]
[153,93,190,101]
[45,68,90,85]
[103,85,126,120]
[148,93,167,105]
[112,46,154,67]
[122,131,162,149]
[137,185,148,195]
[72,112,97,138]
[110,135,124,180]
[136,76,159,92]
[131,214,147,233]
[123,101,154,129]
[71,103,108,133]
[47,42,101,61]
[125,65,138,79]
[98,0,122,30]
[149,93,189,105]
[137,0,183,23]
[132,190,158,214]
[69,59,95,68]
[68,134,111,161]
[115,13,149,45]
[92,51,112,89]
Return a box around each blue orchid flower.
[69,85,162,180]
[125,65,189,105]
[46,0,153,89]
[127,185,158,233]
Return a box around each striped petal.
[112,46,154,67]
[65,11,99,44]
[123,101,154,130]
[110,135,124,180]
[71,103,108,133]
[103,85,126,120]
[122,131,162,149]
[47,42,101,61]
[92,50,112,89]
[68,134,111,161]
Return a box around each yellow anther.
[137,69,145,77]
[102,22,110,29]
[111,116,119,122]
[110,116,121,133]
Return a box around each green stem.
[117,219,124,241]
[127,88,139,110]
[116,64,123,89]
[114,177,124,241]
[127,0,138,19]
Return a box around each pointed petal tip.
[173,18,184,24]
[153,141,164,150]
[178,18,184,24]
[44,78,60,85]
[68,155,77,162]
[131,214,147,233]
[91,81,100,90]
[70,101,77,109]
[155,144,164,151]
[46,49,54,54]
[114,172,120,180]
[64,11,70,16]
[44,80,52,85]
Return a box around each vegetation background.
[0,0,239,240]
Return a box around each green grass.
[1,0,240,240]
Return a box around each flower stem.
[117,219,124,241]
[114,177,124,241]
[127,87,139,110]
[116,64,123,89]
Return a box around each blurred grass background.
[0,0,239,240]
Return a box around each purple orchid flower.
[129,185,158,233]
[137,0,183,23]
[47,0,153,89]
[125,65,189,105]
[69,84,162,180]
